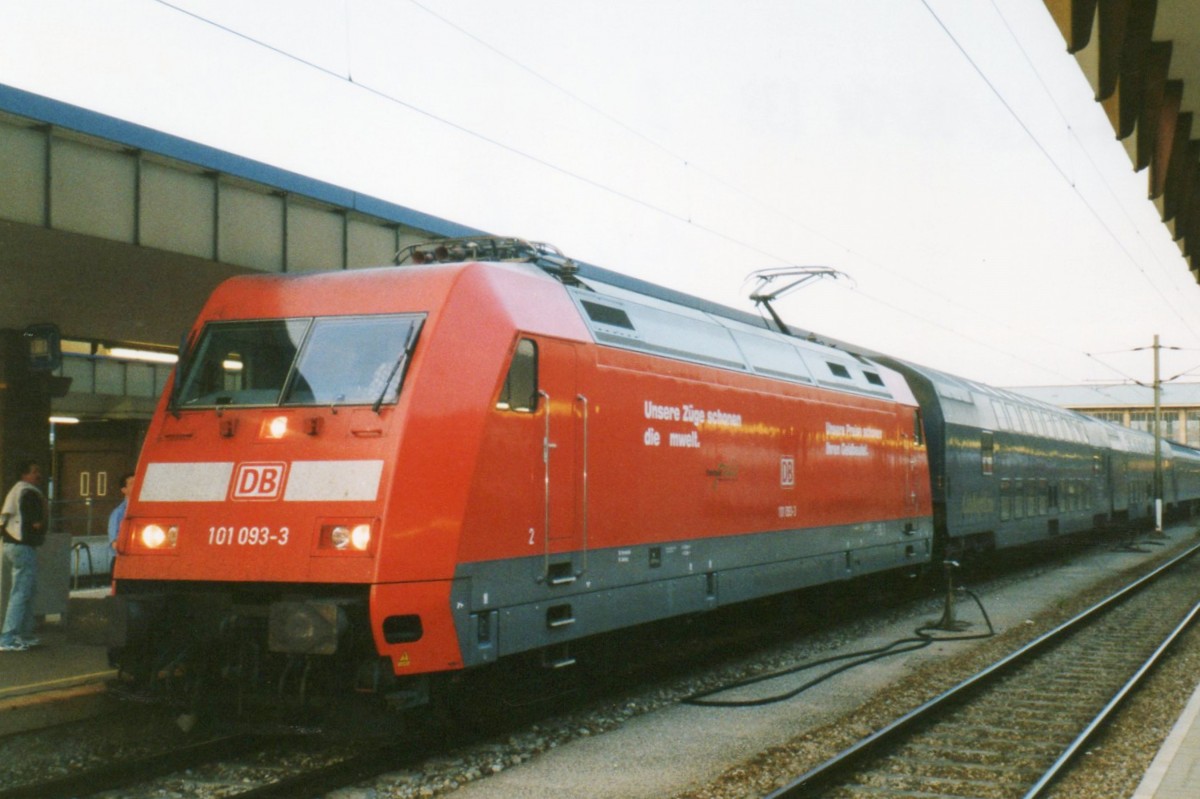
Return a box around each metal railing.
[52,497,115,587]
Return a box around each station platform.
[1132,680,1200,798]
[0,587,116,735]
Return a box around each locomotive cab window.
[177,319,310,407]
[496,339,538,413]
[283,315,422,407]
[175,314,423,408]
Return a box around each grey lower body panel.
[449,517,932,668]
[950,509,1112,552]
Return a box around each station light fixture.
[107,347,179,364]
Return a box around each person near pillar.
[0,461,47,652]
[108,473,133,556]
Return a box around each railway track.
[0,729,428,799]
[0,733,265,799]
[765,541,1200,799]
[2,534,1186,799]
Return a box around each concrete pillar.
[0,328,68,622]
[0,329,52,484]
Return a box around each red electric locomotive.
[108,238,933,705]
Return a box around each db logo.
[780,456,796,488]
[232,462,288,500]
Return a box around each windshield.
[176,314,423,408]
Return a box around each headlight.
[318,521,375,554]
[136,522,179,550]
[330,525,351,549]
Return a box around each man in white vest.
[0,461,46,652]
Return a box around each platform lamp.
[23,323,71,398]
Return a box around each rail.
[1023,596,1200,798]
[0,723,431,799]
[0,734,262,799]
[765,540,1200,798]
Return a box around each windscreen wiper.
[372,324,420,414]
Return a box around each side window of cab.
[496,339,538,413]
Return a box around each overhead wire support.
[1098,336,1187,536]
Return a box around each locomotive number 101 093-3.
[208,526,290,546]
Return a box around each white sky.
[3,0,1199,388]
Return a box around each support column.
[0,329,52,485]
[0,328,67,623]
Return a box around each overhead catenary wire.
[404,0,1184,377]
[988,0,1196,312]
[921,0,1200,341]
[149,0,784,265]
[407,0,1200,392]
[1084,342,1200,390]
[151,0,1199,384]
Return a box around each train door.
[536,338,583,585]
[57,450,128,537]
[1110,451,1130,519]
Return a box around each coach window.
[497,339,538,413]
[980,431,994,475]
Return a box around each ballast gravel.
[381,527,1200,799]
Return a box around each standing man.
[108,473,133,556]
[0,461,46,652]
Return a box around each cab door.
[535,338,583,585]
[491,335,583,584]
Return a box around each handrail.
[539,389,554,581]
[70,541,94,589]
[577,394,589,576]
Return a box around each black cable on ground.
[682,588,996,708]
